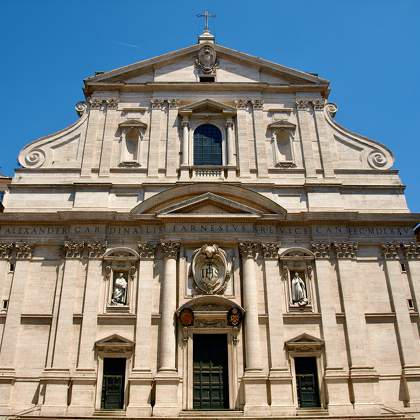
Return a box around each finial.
[197,10,216,44]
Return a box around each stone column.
[0,243,31,415]
[147,99,165,177]
[69,241,107,416]
[312,98,335,178]
[333,242,379,414]
[127,243,156,417]
[98,100,120,177]
[239,242,269,415]
[251,99,268,178]
[261,243,294,415]
[312,242,352,414]
[153,241,181,417]
[226,118,235,166]
[42,241,85,417]
[295,98,317,179]
[400,242,420,408]
[235,100,251,178]
[166,99,180,178]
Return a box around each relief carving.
[195,44,218,75]
[239,241,260,259]
[192,244,230,295]
[311,242,331,259]
[138,242,157,259]
[333,242,358,259]
[261,242,280,259]
[160,241,180,259]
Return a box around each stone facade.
[0,30,419,420]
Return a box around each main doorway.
[101,357,126,410]
[193,334,229,410]
[295,357,320,408]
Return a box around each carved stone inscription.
[0,223,415,240]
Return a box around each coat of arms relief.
[191,244,231,295]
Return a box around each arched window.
[193,124,222,165]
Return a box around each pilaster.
[126,242,157,417]
[251,99,269,178]
[41,241,85,416]
[235,100,251,178]
[312,98,335,178]
[332,242,380,414]
[261,243,294,415]
[312,242,352,414]
[98,101,120,176]
[400,242,420,407]
[295,97,317,179]
[166,99,180,178]
[147,99,165,177]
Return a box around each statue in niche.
[291,272,308,306]
[111,272,128,305]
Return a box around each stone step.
[181,410,244,417]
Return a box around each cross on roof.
[197,10,216,32]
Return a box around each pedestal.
[269,369,295,415]
[350,367,380,414]
[67,373,96,417]
[126,371,153,417]
[242,372,270,416]
[40,369,70,416]
[152,372,180,417]
[324,368,353,415]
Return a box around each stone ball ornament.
[192,244,230,295]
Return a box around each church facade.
[0,28,420,419]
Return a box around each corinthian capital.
[333,242,358,259]
[234,99,250,109]
[15,242,34,260]
[138,242,157,259]
[151,98,166,110]
[239,242,260,259]
[0,242,15,260]
[63,241,85,259]
[160,241,180,259]
[401,242,420,260]
[311,242,331,259]
[251,99,264,110]
[86,241,107,259]
[381,242,400,260]
[168,98,180,109]
[261,242,280,259]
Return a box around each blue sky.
[1,0,419,211]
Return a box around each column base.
[152,371,180,417]
[126,370,153,417]
[242,371,270,416]
[269,368,295,415]
[350,367,380,415]
[324,368,353,415]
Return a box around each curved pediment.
[130,184,287,219]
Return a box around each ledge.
[283,312,321,323]
[365,312,396,323]
[20,314,52,324]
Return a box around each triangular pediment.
[156,192,263,217]
[84,43,328,92]
[179,99,236,115]
[286,333,323,344]
[130,184,287,219]
[95,334,133,346]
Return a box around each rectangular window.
[101,358,126,410]
[295,357,320,408]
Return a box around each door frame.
[183,329,239,410]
